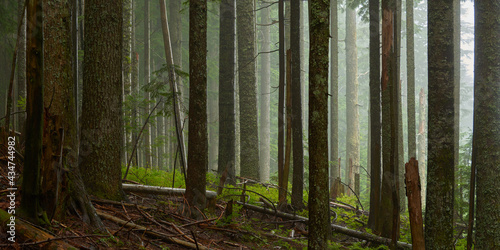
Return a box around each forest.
[0,0,498,249]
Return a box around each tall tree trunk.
[184,0,207,220]
[291,0,304,210]
[367,0,381,232]
[131,1,139,167]
[123,0,132,166]
[259,0,270,182]
[425,0,455,247]
[406,0,416,160]
[308,0,331,248]
[40,0,106,231]
[378,0,399,239]
[218,0,236,184]
[169,0,182,170]
[16,0,26,133]
[330,0,339,194]
[208,5,219,173]
[21,0,46,224]
[143,0,152,168]
[79,0,124,201]
[278,0,286,205]
[473,1,500,248]
[237,0,259,180]
[345,5,360,196]
[453,0,461,221]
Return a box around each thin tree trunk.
[218,0,236,184]
[367,0,381,232]
[345,5,360,196]
[330,0,339,195]
[417,88,426,207]
[406,0,416,160]
[259,0,270,182]
[144,0,152,168]
[291,0,304,210]
[159,0,187,174]
[278,0,286,204]
[17,0,26,133]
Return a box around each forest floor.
[0,157,412,249]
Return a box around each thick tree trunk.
[308,0,331,248]
[345,5,360,196]
[473,1,500,248]
[218,0,236,184]
[184,0,207,219]
[79,0,124,201]
[367,0,381,232]
[237,0,259,180]
[425,0,455,247]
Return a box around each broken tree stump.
[405,157,425,249]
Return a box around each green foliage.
[122,167,186,188]
[17,96,26,111]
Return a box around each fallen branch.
[236,202,412,249]
[96,210,208,250]
[0,234,107,247]
[122,184,217,199]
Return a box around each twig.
[0,234,107,247]
[190,231,200,250]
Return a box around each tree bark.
[406,0,416,160]
[308,0,331,248]
[345,4,360,196]
[218,0,236,184]
[473,1,500,248]
[291,0,304,211]
[367,0,381,232]
[184,0,208,219]
[143,0,152,168]
[405,158,425,249]
[79,0,124,201]
[425,0,455,248]
[16,0,26,133]
[20,0,46,225]
[237,0,259,180]
[330,0,339,197]
[259,0,270,182]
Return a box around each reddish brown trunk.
[405,158,425,249]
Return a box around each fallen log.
[236,202,412,249]
[0,209,76,249]
[96,210,207,250]
[122,184,217,208]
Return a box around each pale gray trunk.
[259,1,271,182]
[345,6,360,195]
[143,0,152,168]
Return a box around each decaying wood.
[405,158,425,249]
[236,202,411,249]
[122,184,217,208]
[97,210,208,249]
[0,209,76,249]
